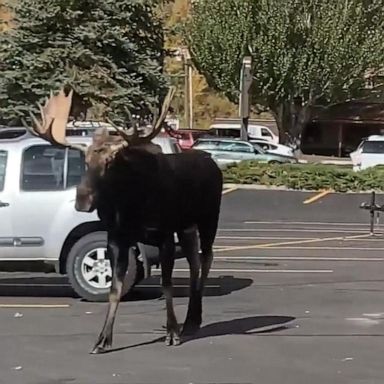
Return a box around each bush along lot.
[222,162,384,192]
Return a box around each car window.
[0,150,7,191]
[214,128,240,138]
[256,142,271,151]
[252,143,265,154]
[179,133,191,140]
[67,149,86,188]
[362,141,384,154]
[194,140,219,150]
[21,145,86,191]
[191,132,206,140]
[21,145,66,191]
[217,142,253,153]
[261,128,273,138]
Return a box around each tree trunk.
[271,100,310,146]
[271,101,293,144]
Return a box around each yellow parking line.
[222,187,238,195]
[0,304,70,308]
[303,190,332,204]
[214,233,371,253]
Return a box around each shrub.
[222,162,384,192]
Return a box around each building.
[300,101,384,157]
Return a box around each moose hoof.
[165,332,181,346]
[90,345,107,354]
[182,325,200,336]
[182,321,201,336]
[90,340,112,354]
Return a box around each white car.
[350,135,384,171]
[208,123,279,144]
[249,139,295,157]
[0,126,182,302]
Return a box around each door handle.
[0,201,9,208]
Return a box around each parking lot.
[1,190,384,384]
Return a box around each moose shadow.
[123,275,253,301]
[107,315,296,353]
[0,273,252,301]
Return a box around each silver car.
[0,127,182,301]
[193,138,297,168]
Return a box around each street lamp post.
[239,56,253,141]
[182,48,193,129]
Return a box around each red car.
[166,129,212,150]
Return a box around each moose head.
[23,87,176,212]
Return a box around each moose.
[25,87,223,353]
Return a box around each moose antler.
[141,86,176,142]
[106,86,176,155]
[22,88,86,154]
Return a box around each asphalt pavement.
[1,190,384,384]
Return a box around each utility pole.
[239,56,253,141]
[183,48,193,129]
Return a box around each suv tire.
[66,231,144,302]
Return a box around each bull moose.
[24,87,223,353]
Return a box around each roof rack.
[67,120,114,129]
[0,127,30,140]
[0,120,151,140]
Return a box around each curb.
[298,160,352,166]
[222,184,384,194]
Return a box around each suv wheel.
[66,231,144,302]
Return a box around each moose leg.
[198,218,217,293]
[91,238,129,354]
[178,228,202,335]
[199,245,214,295]
[183,218,217,334]
[159,236,180,346]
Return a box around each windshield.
[0,150,7,191]
[362,141,384,154]
[212,128,241,138]
[194,140,219,150]
[251,143,266,154]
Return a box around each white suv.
[350,135,384,171]
[0,127,182,301]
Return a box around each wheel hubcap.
[81,248,112,289]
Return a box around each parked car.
[208,123,279,144]
[350,135,384,171]
[0,127,183,302]
[249,139,295,157]
[192,138,297,168]
[163,128,212,150]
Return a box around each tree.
[187,0,384,141]
[162,0,240,128]
[0,0,167,125]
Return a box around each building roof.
[312,101,384,124]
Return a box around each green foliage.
[223,162,384,192]
[187,0,384,138]
[0,0,167,125]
